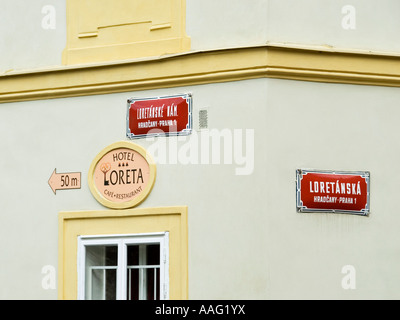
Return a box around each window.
[77,232,169,300]
[59,207,188,300]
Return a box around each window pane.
[85,245,117,300]
[147,244,160,265]
[127,245,139,266]
[127,268,139,300]
[105,269,117,300]
[86,245,117,266]
[145,267,160,300]
[91,268,117,300]
[126,244,161,300]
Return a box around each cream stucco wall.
[0,0,269,73]
[2,0,400,300]
[5,1,400,73]
[0,0,66,73]
[268,0,400,53]
[1,78,400,299]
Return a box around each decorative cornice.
[2,44,400,103]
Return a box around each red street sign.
[296,169,370,215]
[127,94,192,139]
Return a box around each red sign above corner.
[296,169,370,215]
[127,94,192,139]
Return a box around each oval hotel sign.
[88,141,156,209]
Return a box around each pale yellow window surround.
[58,206,188,300]
[62,0,191,65]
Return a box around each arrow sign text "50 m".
[48,169,81,194]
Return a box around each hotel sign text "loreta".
[88,141,156,209]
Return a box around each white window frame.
[77,232,169,300]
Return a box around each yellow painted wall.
[63,0,190,65]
